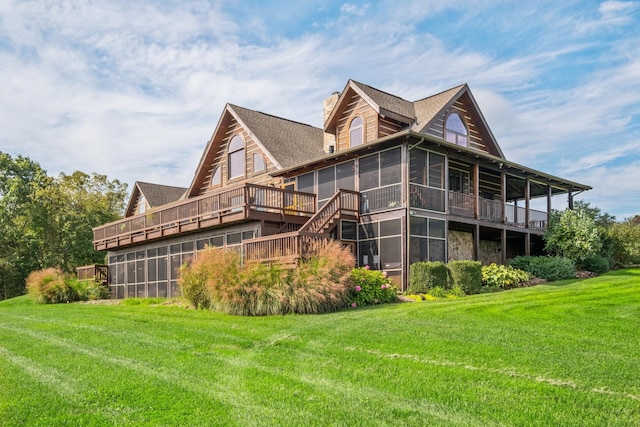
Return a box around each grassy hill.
[1,270,639,426]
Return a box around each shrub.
[481,264,529,289]
[179,251,215,309]
[428,286,447,298]
[179,241,356,315]
[448,260,482,294]
[509,256,575,282]
[408,262,449,294]
[349,267,397,307]
[283,240,355,314]
[26,268,77,304]
[68,278,110,301]
[580,255,610,275]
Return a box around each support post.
[474,163,480,219]
[501,228,507,264]
[525,178,530,229]
[474,224,480,261]
[501,172,506,223]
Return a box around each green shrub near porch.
[448,260,482,294]
[408,261,450,294]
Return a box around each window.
[409,216,446,263]
[210,166,221,186]
[228,135,245,179]
[349,116,364,148]
[253,153,265,174]
[138,196,146,214]
[445,113,468,147]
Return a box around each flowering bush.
[349,267,397,307]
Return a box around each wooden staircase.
[243,189,359,265]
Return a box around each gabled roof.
[413,83,505,158]
[351,80,415,121]
[324,79,415,131]
[229,105,324,169]
[187,104,324,197]
[125,181,187,217]
[412,84,466,130]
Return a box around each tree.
[0,152,49,298]
[0,151,127,299]
[607,219,640,266]
[543,207,601,263]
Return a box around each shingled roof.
[351,80,415,121]
[125,181,187,217]
[412,84,466,132]
[229,104,324,169]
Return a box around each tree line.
[0,151,127,299]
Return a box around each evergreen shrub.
[580,255,610,275]
[408,261,449,294]
[509,256,575,281]
[448,260,482,294]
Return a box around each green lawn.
[1,271,639,426]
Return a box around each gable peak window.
[349,116,364,148]
[228,135,245,179]
[138,196,146,214]
[445,112,468,147]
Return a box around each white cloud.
[0,0,638,218]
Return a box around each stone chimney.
[323,91,340,153]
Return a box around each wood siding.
[378,116,405,138]
[336,92,378,151]
[423,97,490,154]
[199,118,277,195]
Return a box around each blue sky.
[1,0,639,219]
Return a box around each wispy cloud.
[0,0,638,218]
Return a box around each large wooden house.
[92,80,590,298]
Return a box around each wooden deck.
[243,189,360,266]
[76,264,108,284]
[93,184,316,251]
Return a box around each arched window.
[349,116,364,148]
[445,113,468,147]
[210,166,221,186]
[227,135,245,179]
[253,153,265,174]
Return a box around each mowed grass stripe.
[1,270,639,426]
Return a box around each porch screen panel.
[409,215,446,264]
[359,154,379,191]
[317,166,335,206]
[380,148,401,186]
[336,161,355,191]
[297,172,314,194]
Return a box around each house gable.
[187,104,324,197]
[124,181,187,217]
[324,80,414,152]
[414,85,504,158]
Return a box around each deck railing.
[243,189,359,266]
[409,184,446,212]
[360,184,402,213]
[93,184,316,250]
[446,192,547,229]
[76,264,108,284]
[300,189,359,234]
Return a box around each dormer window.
[445,113,468,147]
[228,135,245,179]
[210,166,221,186]
[349,116,364,148]
[253,153,265,174]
